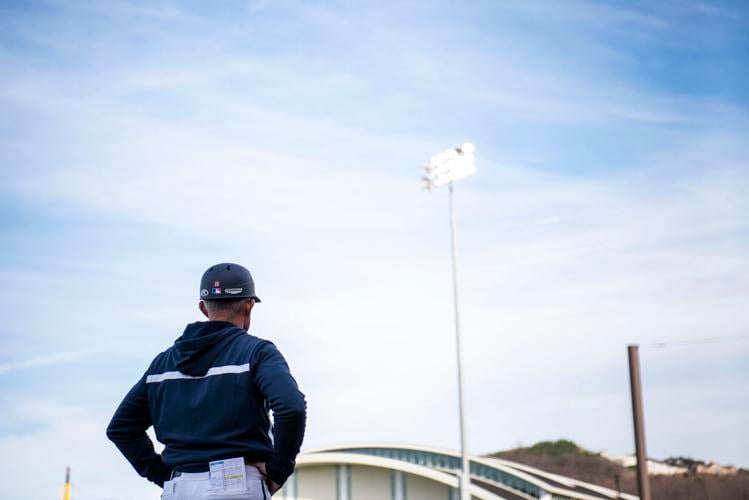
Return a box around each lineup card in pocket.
[209,457,247,492]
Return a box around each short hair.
[203,299,249,316]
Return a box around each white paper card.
[209,457,247,492]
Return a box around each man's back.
[107,263,306,498]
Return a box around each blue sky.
[1,1,748,498]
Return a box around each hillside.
[489,440,749,500]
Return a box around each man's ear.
[243,299,256,330]
[199,300,210,319]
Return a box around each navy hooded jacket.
[106,321,307,487]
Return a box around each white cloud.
[0,351,91,374]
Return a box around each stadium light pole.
[627,345,652,500]
[422,143,476,500]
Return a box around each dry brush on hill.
[490,440,749,500]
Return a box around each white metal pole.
[448,180,471,500]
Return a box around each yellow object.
[63,466,71,500]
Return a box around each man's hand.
[252,462,282,496]
[266,478,282,495]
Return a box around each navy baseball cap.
[199,263,261,302]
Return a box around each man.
[107,263,306,499]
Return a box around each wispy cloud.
[0,351,92,375]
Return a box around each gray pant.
[161,465,271,500]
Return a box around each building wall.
[292,465,336,500]
[405,472,452,500]
[283,463,459,500]
[350,465,391,500]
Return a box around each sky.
[0,0,748,498]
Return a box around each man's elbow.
[277,394,307,422]
[291,399,307,422]
[106,418,127,444]
[106,421,117,442]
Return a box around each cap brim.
[200,295,261,302]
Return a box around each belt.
[170,465,265,481]
[170,470,210,480]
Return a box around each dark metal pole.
[627,345,652,500]
[614,474,621,499]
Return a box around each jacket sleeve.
[253,342,307,486]
[106,375,171,487]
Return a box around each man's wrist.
[153,462,171,487]
[265,462,288,487]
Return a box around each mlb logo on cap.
[212,288,222,295]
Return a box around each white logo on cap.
[200,289,209,297]
[225,288,243,295]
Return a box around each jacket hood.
[173,321,246,376]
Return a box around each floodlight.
[422,143,477,191]
[459,142,475,154]
[419,142,477,500]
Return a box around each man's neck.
[208,315,245,329]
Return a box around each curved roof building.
[278,443,638,500]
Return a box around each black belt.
[170,469,208,480]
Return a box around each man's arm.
[106,375,171,487]
[253,342,307,488]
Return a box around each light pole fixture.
[422,142,476,500]
[422,142,476,191]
